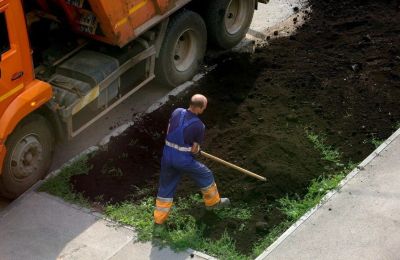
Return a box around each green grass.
[105,198,156,241]
[215,206,253,221]
[371,137,384,149]
[105,194,250,260]
[251,221,291,256]
[39,158,249,259]
[39,156,90,207]
[250,168,352,257]
[200,232,247,260]
[306,131,343,167]
[362,135,384,149]
[39,131,358,260]
[278,173,344,221]
[248,131,357,257]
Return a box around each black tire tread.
[205,0,255,49]
[155,10,207,87]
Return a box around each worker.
[154,94,230,226]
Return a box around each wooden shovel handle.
[200,151,267,182]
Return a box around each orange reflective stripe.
[155,207,170,212]
[115,0,148,28]
[156,196,173,202]
[0,84,24,102]
[201,182,221,207]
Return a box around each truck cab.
[0,0,53,198]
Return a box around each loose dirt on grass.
[71,0,400,255]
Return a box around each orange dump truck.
[0,0,262,198]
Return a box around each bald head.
[189,94,208,115]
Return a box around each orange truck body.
[0,0,53,170]
[48,0,189,47]
[0,0,189,174]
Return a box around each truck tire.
[205,0,255,49]
[0,114,54,199]
[156,10,207,87]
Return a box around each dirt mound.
[72,0,400,253]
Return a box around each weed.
[371,137,384,149]
[129,139,138,146]
[215,207,252,221]
[251,221,291,257]
[198,231,248,260]
[101,160,123,177]
[105,198,155,241]
[130,186,152,197]
[363,134,384,149]
[94,194,104,202]
[306,131,343,167]
[108,167,124,177]
[238,223,246,232]
[279,173,344,221]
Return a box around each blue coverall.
[154,109,220,224]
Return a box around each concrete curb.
[255,127,400,260]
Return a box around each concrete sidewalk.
[258,130,400,260]
[0,191,210,260]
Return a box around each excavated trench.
[71,0,400,254]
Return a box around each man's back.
[168,108,205,146]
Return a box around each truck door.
[0,1,25,115]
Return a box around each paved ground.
[258,130,400,260]
[0,192,208,260]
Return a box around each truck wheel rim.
[225,0,249,35]
[10,134,43,180]
[173,29,198,72]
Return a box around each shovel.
[200,151,267,182]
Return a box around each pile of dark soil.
[72,0,400,254]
